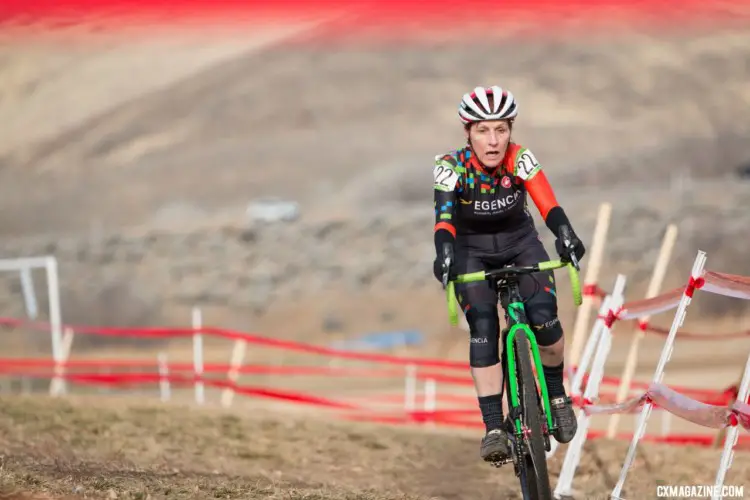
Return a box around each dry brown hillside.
[1,29,749,235]
[1,23,749,332]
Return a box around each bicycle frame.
[441,233,582,499]
[445,259,582,441]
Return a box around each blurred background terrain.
[1,3,750,499]
[0,2,748,363]
[2,16,750,337]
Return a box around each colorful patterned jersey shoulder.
[433,148,469,193]
[509,144,542,181]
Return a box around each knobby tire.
[515,333,553,500]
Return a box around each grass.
[1,395,749,500]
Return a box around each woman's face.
[465,120,511,168]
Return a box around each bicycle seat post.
[496,271,523,313]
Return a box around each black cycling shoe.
[550,395,578,443]
[480,428,511,462]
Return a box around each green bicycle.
[444,233,582,500]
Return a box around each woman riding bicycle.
[432,86,586,463]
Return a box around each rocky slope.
[1,26,749,330]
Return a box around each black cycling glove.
[432,230,456,283]
[555,234,586,263]
[545,206,586,263]
[433,242,455,284]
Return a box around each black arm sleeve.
[433,154,460,254]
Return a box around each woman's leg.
[509,233,578,443]
[455,253,511,461]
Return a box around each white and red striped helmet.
[458,86,518,125]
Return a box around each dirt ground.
[1,395,748,500]
[3,283,749,431]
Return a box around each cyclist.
[432,86,586,463]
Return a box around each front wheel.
[514,333,553,500]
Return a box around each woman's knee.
[526,291,563,347]
[465,304,501,367]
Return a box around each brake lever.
[568,251,580,271]
[441,256,452,290]
[559,225,580,271]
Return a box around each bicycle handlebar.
[445,259,582,326]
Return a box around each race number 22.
[433,161,459,191]
[517,149,541,180]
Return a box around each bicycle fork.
[504,304,555,462]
